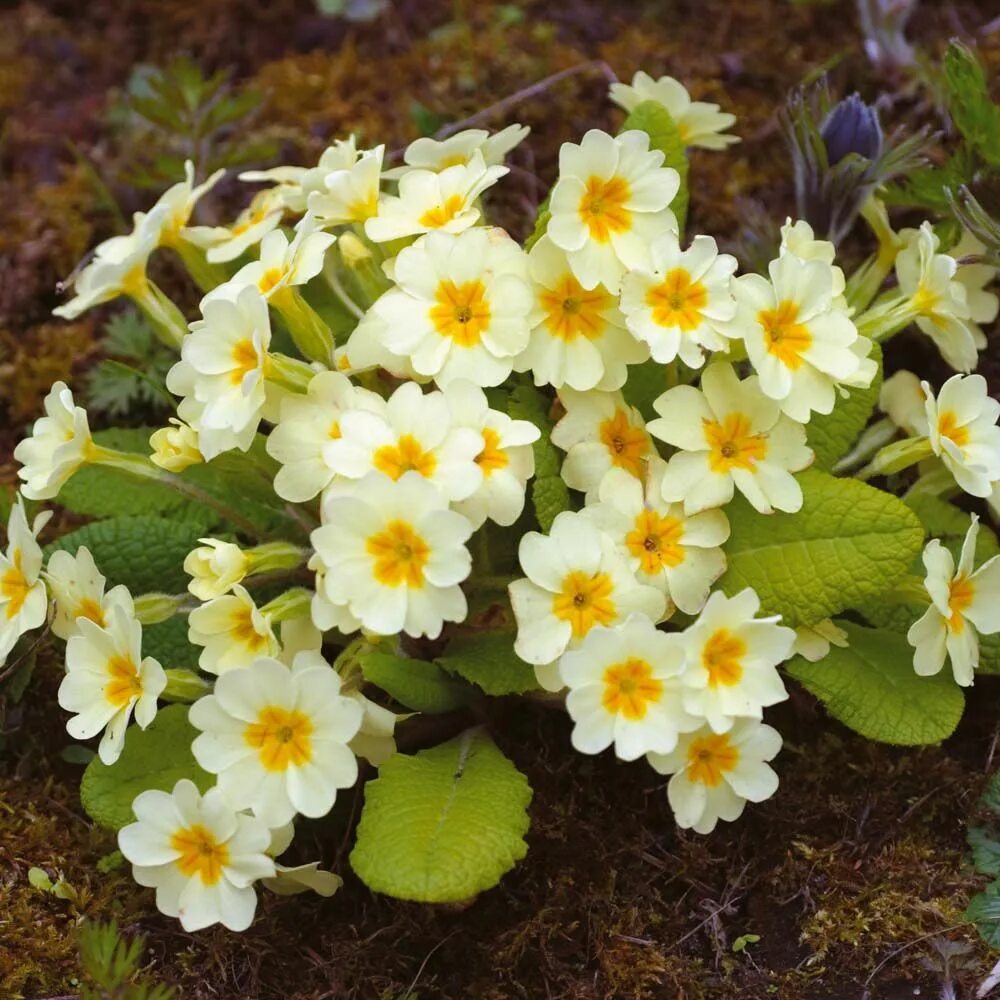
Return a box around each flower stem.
[854,436,934,482]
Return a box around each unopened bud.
[821,94,883,165]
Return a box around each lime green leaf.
[524,195,550,252]
[966,884,1000,948]
[46,516,204,594]
[437,632,538,696]
[944,41,1000,168]
[719,469,924,627]
[531,476,571,533]
[785,621,964,746]
[350,728,532,902]
[80,705,212,830]
[807,342,883,470]
[359,650,475,714]
[621,100,689,236]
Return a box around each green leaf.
[785,621,964,746]
[359,650,475,714]
[969,827,1000,876]
[350,728,532,902]
[437,631,538,696]
[45,516,205,594]
[807,342,883,470]
[719,469,924,627]
[944,41,1000,169]
[142,616,199,669]
[966,883,1000,948]
[524,195,550,252]
[621,100,689,237]
[531,476,571,533]
[80,705,212,830]
[983,772,1000,815]
[621,359,671,422]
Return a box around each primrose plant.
[4,68,1000,933]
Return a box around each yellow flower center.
[646,268,708,331]
[170,824,230,885]
[704,413,768,473]
[419,193,466,229]
[937,410,970,450]
[1,551,31,620]
[601,657,663,720]
[552,570,616,639]
[74,597,106,626]
[701,628,746,687]
[948,574,975,633]
[328,420,342,440]
[475,427,508,477]
[104,653,143,708]
[230,339,261,386]
[578,175,632,243]
[258,267,286,295]
[912,283,940,317]
[347,191,380,221]
[758,300,812,370]
[366,519,430,588]
[429,279,491,346]
[244,705,315,771]
[625,510,686,574]
[373,434,437,480]
[231,204,272,237]
[598,410,649,477]
[230,606,270,652]
[538,274,612,341]
[685,733,740,787]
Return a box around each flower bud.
[820,94,883,165]
[150,419,203,473]
[184,539,249,601]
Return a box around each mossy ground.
[2,1,1000,997]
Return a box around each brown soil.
[2,1,1000,998]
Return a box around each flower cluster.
[5,69,1000,932]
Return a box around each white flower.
[184,540,249,602]
[149,418,203,473]
[648,362,813,515]
[923,373,1000,498]
[240,136,363,213]
[307,144,385,226]
[548,129,679,291]
[608,71,738,150]
[58,604,166,764]
[188,584,280,675]
[53,211,161,319]
[951,230,998,348]
[365,152,507,243]
[896,222,977,373]
[382,124,529,178]
[118,779,275,932]
[190,653,363,827]
[619,232,737,367]
[792,619,849,662]
[678,589,792,733]
[324,380,484,503]
[778,219,847,299]
[550,389,653,501]
[149,161,225,247]
[583,464,729,614]
[731,251,872,421]
[341,308,423,382]
[345,689,398,765]
[166,286,271,460]
[226,212,336,302]
[517,235,645,391]
[266,370,384,502]
[371,228,533,387]
[309,553,364,637]
[312,471,473,639]
[0,498,50,662]
[44,546,133,641]
[908,515,1000,686]
[184,188,285,264]
[262,822,342,897]
[14,381,94,500]
[562,615,697,761]
[878,370,929,436]
[444,380,539,528]
[509,511,666,675]
[647,719,781,834]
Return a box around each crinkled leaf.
[807,342,883,470]
[437,631,538,696]
[969,827,1000,876]
[966,883,1000,948]
[350,728,532,902]
[359,650,475,714]
[621,100,689,237]
[621,359,671,422]
[80,705,212,830]
[531,476,571,533]
[45,515,205,594]
[785,621,964,746]
[719,469,924,627]
[142,615,198,669]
